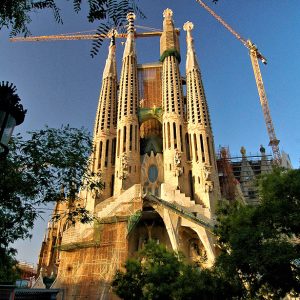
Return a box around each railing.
[144,193,214,231]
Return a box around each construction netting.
[138,65,162,108]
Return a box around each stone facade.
[39,9,222,299]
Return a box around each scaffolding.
[216,146,273,204]
[51,191,143,299]
[217,147,236,201]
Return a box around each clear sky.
[1,0,299,265]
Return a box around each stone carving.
[163,8,173,19]
[205,181,214,193]
[183,21,194,32]
[203,165,211,181]
[202,165,213,193]
[240,146,246,157]
[174,149,181,166]
[174,149,183,177]
[119,153,128,179]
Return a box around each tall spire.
[184,21,211,129]
[94,35,117,137]
[91,36,118,205]
[160,8,180,55]
[114,12,140,195]
[160,9,186,191]
[184,21,199,73]
[123,12,136,58]
[184,22,220,215]
[102,34,117,80]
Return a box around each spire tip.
[183,21,194,32]
[163,8,173,19]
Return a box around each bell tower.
[114,13,141,195]
[184,21,220,215]
[90,35,118,209]
[160,9,186,190]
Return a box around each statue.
[174,149,181,166]
[203,165,211,181]
[174,149,182,177]
[205,181,214,193]
[119,153,128,179]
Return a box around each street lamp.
[0,81,26,159]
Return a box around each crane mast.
[196,0,281,165]
[248,42,280,163]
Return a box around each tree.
[1,0,145,56]
[215,168,300,299]
[113,169,300,299]
[0,248,20,282]
[112,241,241,300]
[0,125,102,281]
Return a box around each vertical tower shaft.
[161,9,186,190]
[92,36,118,206]
[184,22,220,214]
[114,13,140,195]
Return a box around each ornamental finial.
[183,21,194,32]
[127,12,136,21]
[163,8,173,19]
[240,146,246,156]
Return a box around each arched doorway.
[127,204,172,257]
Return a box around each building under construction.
[37,8,284,300]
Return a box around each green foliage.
[215,168,300,298]
[0,247,20,283]
[112,241,241,300]
[114,169,300,299]
[0,125,102,281]
[0,0,62,36]
[159,48,181,64]
[1,125,102,244]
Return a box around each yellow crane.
[196,0,281,165]
[9,25,178,42]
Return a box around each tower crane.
[196,0,281,165]
[9,26,178,42]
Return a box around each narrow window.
[200,134,205,162]
[173,123,177,149]
[110,175,115,196]
[129,124,133,151]
[117,129,120,157]
[111,138,116,165]
[185,133,191,161]
[163,123,166,150]
[105,140,109,167]
[194,133,198,162]
[189,171,195,200]
[207,137,212,165]
[123,125,127,152]
[189,134,193,161]
[167,122,171,149]
[179,125,183,152]
[135,125,138,151]
[98,141,103,168]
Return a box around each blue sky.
[1,0,299,264]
